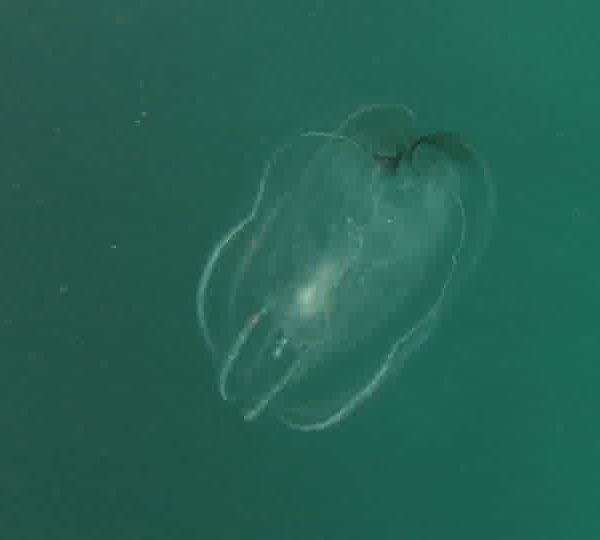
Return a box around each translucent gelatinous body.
[197,104,495,431]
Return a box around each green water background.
[2,1,599,539]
